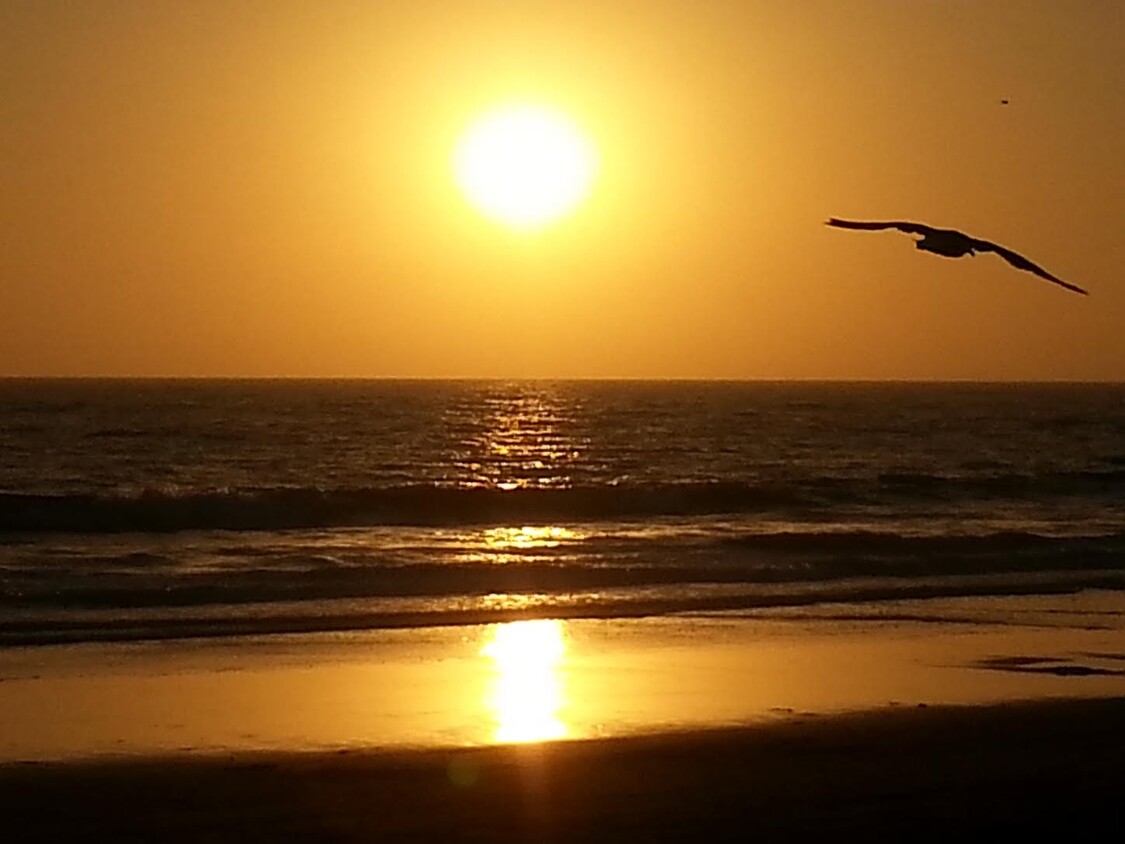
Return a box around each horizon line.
[3,375,1124,385]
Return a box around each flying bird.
[826,218,1087,295]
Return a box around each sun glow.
[481,619,568,742]
[453,105,597,230]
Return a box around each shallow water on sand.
[2,591,1124,762]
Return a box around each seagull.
[826,218,1087,295]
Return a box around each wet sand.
[4,696,1124,840]
[4,592,1125,761]
[3,592,1125,838]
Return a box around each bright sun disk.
[453,105,596,230]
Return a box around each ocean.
[2,379,1124,647]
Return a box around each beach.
[6,0,1124,833]
[4,695,1124,840]
[4,592,1125,760]
[3,380,1125,837]
[4,591,1125,838]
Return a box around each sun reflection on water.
[481,619,568,743]
[483,525,578,549]
[447,386,587,490]
[453,524,584,565]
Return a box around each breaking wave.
[3,469,1125,534]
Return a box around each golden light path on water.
[481,619,569,743]
[460,392,583,741]
[483,525,577,550]
[452,525,584,567]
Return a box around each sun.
[453,104,597,230]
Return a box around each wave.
[874,469,1125,497]
[3,470,1125,534]
[3,571,1123,647]
[0,483,801,533]
[5,528,1125,609]
[721,529,1125,557]
[4,521,1124,645]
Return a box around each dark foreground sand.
[4,697,1124,842]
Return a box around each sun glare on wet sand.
[481,619,568,742]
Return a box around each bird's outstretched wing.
[826,218,932,236]
[971,238,1088,295]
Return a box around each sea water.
[2,379,1123,645]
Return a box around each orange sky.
[2,1,1122,380]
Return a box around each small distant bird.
[826,218,1087,295]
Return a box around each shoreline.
[4,594,1125,762]
[5,696,1125,839]
[6,572,1125,648]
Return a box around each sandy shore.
[3,593,1125,838]
[5,592,1125,761]
[4,696,1124,840]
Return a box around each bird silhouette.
[826,218,1087,295]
